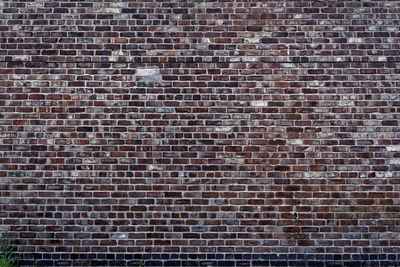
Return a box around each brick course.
[0,0,400,266]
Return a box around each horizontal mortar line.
[0,60,399,64]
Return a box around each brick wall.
[0,0,400,266]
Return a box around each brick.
[135,68,161,77]
[387,146,400,152]
[251,101,269,107]
[0,1,399,266]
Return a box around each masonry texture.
[0,0,400,266]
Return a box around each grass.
[0,233,20,267]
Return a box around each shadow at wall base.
[19,253,399,266]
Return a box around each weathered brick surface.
[0,0,400,266]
